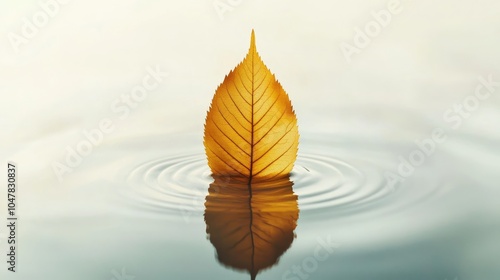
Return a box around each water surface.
[4,127,500,280]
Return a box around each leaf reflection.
[204,176,299,280]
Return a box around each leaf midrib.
[248,35,256,279]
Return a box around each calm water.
[3,127,500,280]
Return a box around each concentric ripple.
[121,154,210,219]
[119,139,451,221]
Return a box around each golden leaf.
[204,176,299,279]
[204,30,299,181]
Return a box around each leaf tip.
[250,29,256,52]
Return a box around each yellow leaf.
[204,30,299,181]
[204,175,299,279]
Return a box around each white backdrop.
[1,1,500,280]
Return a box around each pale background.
[1,1,500,280]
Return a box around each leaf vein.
[205,146,247,176]
[208,132,250,171]
[216,101,251,140]
[254,121,296,164]
[253,139,297,177]
[254,88,283,127]
[211,117,250,156]
[224,84,252,124]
